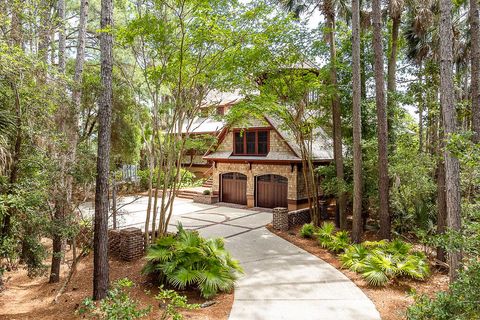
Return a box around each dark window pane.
[273,175,287,184]
[258,175,271,182]
[246,132,256,154]
[234,132,244,154]
[258,131,268,154]
[235,173,247,180]
[223,173,234,179]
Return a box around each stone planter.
[193,194,219,205]
[272,207,289,231]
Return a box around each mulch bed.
[0,241,233,320]
[266,224,449,320]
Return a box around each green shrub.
[339,239,430,286]
[299,223,316,238]
[143,224,243,299]
[327,230,351,253]
[137,168,199,190]
[202,189,211,195]
[316,222,336,247]
[340,244,368,272]
[316,222,350,253]
[155,286,200,320]
[407,260,480,320]
[77,278,151,319]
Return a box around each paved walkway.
[81,197,380,320]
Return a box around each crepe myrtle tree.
[229,66,329,227]
[117,0,300,243]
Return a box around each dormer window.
[233,129,269,156]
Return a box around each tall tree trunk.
[360,38,367,100]
[49,0,67,284]
[9,1,22,47]
[72,0,89,110]
[387,13,400,149]
[418,62,424,152]
[436,115,447,263]
[57,0,66,73]
[372,0,390,240]
[351,0,363,243]
[471,0,480,143]
[439,0,462,282]
[325,9,347,229]
[38,0,51,65]
[93,0,113,301]
[2,3,23,238]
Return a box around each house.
[180,66,335,211]
[180,92,240,178]
[202,115,334,211]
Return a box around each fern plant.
[143,224,243,299]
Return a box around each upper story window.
[216,106,225,115]
[233,129,269,156]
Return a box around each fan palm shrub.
[299,223,316,238]
[340,244,368,272]
[339,239,430,286]
[327,230,351,253]
[143,224,243,299]
[316,222,336,248]
[316,222,351,253]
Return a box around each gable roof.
[204,115,334,163]
[264,116,334,161]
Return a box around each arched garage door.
[256,174,288,208]
[221,173,247,205]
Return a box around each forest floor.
[267,224,450,320]
[0,240,233,320]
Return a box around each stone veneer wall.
[212,162,299,207]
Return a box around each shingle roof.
[265,116,334,161]
[203,115,334,163]
[204,151,303,162]
[181,117,225,134]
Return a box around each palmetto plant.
[316,221,335,247]
[339,239,430,286]
[340,243,368,272]
[143,224,243,299]
[328,230,351,253]
[316,222,351,253]
[299,223,316,238]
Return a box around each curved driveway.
[88,197,381,320]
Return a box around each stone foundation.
[193,194,219,204]
[288,208,311,227]
[272,207,311,231]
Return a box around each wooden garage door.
[221,173,247,205]
[256,174,288,208]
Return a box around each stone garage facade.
[203,116,334,211]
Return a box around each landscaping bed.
[0,240,233,320]
[267,224,449,320]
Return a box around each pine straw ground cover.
[267,224,449,320]
[0,239,233,320]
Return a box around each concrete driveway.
[80,196,381,320]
